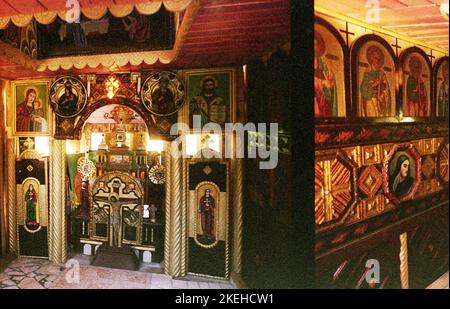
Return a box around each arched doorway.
[72,98,159,140]
[67,103,166,270]
[50,92,242,281]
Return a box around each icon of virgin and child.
[16,87,48,133]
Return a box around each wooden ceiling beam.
[198,0,288,16]
[180,45,275,55]
[79,0,115,7]
[35,0,67,11]
[315,0,448,52]
[188,23,288,35]
[383,22,449,28]
[189,17,288,31]
[184,32,286,43]
[182,44,272,54]
[405,28,450,35]
[183,36,282,46]
[202,0,286,9]
[194,6,289,22]
[3,0,47,14]
[0,0,20,16]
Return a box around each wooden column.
[163,146,172,274]
[399,232,409,289]
[49,139,67,264]
[170,142,184,277]
[6,138,16,254]
[231,66,245,280]
[181,157,188,276]
[231,158,243,275]
[163,141,187,278]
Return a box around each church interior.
[0,0,448,290]
[313,0,449,289]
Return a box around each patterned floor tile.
[0,256,236,289]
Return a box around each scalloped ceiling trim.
[0,0,191,29]
[1,0,200,73]
[34,50,172,72]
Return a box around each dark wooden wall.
[241,44,315,288]
[241,2,315,288]
[316,197,448,288]
[242,51,293,288]
[408,210,449,288]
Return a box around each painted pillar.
[231,158,243,275]
[163,140,188,278]
[169,149,183,277]
[399,232,409,289]
[7,137,16,254]
[49,139,67,264]
[164,141,186,277]
[163,145,172,275]
[181,157,188,276]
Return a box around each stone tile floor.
[0,256,236,289]
[0,258,63,289]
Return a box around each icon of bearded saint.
[191,76,226,126]
[405,55,428,117]
[359,45,392,117]
[314,32,337,117]
[438,61,449,117]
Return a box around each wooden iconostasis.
[0,63,244,280]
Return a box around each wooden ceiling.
[0,0,291,79]
[1,0,447,79]
[315,0,449,50]
[172,0,290,68]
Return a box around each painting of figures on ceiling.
[401,50,431,117]
[314,22,346,118]
[0,23,20,48]
[356,40,396,118]
[13,80,51,136]
[36,7,174,58]
[436,58,449,118]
